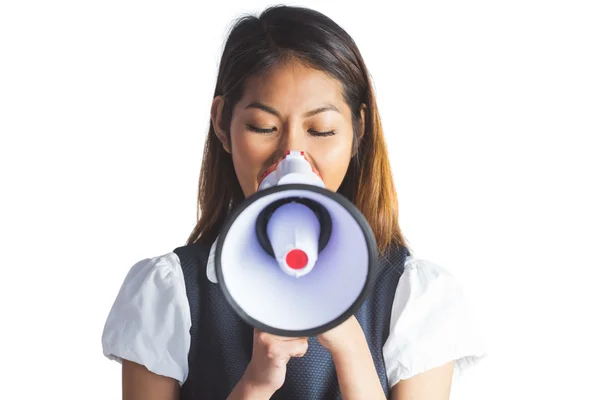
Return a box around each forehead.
[239,61,347,111]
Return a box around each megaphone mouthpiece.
[259,150,325,190]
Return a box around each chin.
[243,186,258,198]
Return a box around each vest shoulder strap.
[173,240,212,378]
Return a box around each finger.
[277,336,309,342]
[256,330,282,348]
[267,338,307,361]
[256,330,306,344]
[266,347,291,367]
[285,338,309,358]
[260,331,307,342]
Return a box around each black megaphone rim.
[214,183,378,337]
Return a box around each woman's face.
[212,60,363,198]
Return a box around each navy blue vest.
[173,238,409,399]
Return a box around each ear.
[353,103,367,157]
[211,96,231,153]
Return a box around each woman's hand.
[231,329,308,398]
[317,315,362,356]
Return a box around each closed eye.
[309,129,336,137]
[247,125,335,137]
[247,124,276,134]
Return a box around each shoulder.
[383,255,487,388]
[101,251,191,385]
[399,255,462,295]
[121,252,184,287]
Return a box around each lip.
[257,161,280,183]
[257,154,286,183]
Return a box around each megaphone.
[215,150,377,337]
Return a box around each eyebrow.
[244,102,340,118]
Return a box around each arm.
[320,316,455,400]
[122,360,179,400]
[319,316,386,399]
[227,329,310,400]
[391,361,454,400]
[226,375,277,400]
[384,257,485,399]
[330,336,387,399]
[102,255,192,400]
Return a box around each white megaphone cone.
[215,150,378,337]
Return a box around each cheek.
[309,134,354,192]
[229,128,273,196]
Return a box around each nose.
[279,122,307,154]
[260,121,315,183]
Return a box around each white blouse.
[102,240,486,389]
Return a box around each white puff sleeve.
[101,252,191,385]
[383,256,487,388]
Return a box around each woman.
[102,5,485,399]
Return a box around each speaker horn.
[215,150,377,337]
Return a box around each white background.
[1,0,598,398]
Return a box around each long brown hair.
[186,5,410,253]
